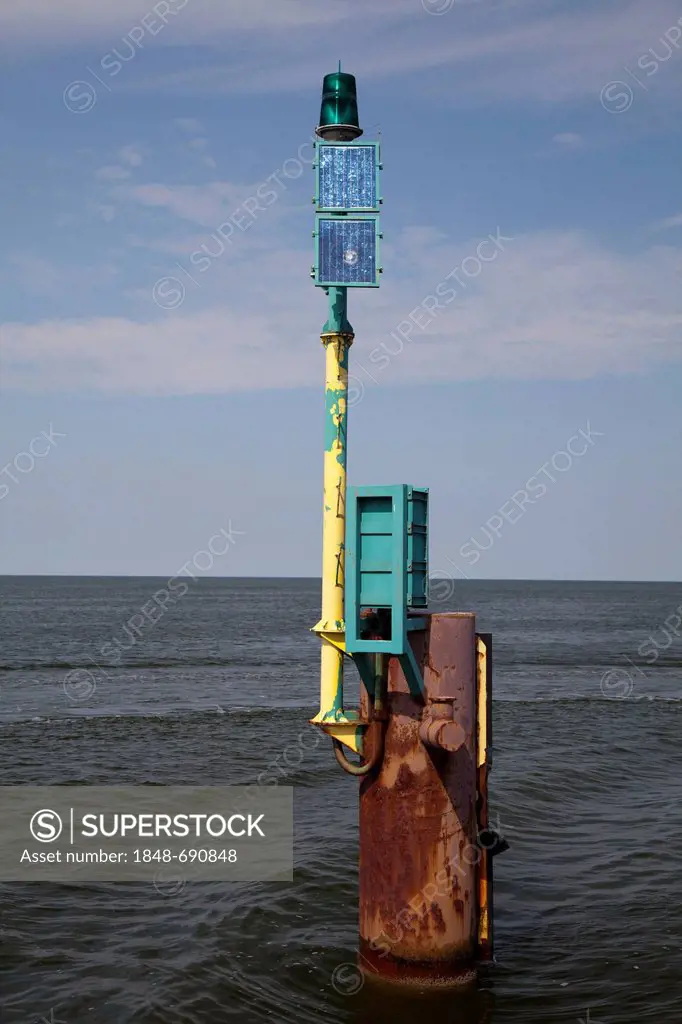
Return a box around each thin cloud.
[552,133,585,149]
[4,0,682,110]
[118,145,144,167]
[117,180,270,226]
[652,213,682,231]
[0,0,405,47]
[175,117,205,134]
[119,0,682,108]
[95,164,132,182]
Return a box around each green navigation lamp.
[316,64,363,142]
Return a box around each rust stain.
[430,902,447,933]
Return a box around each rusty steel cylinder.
[358,612,478,986]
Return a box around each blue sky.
[1,0,681,579]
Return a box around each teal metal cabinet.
[345,484,428,655]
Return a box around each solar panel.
[317,217,378,287]
[317,144,378,211]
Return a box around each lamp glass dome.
[316,71,363,141]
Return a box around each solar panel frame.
[314,214,381,288]
[315,141,381,212]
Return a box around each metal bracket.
[352,652,377,697]
[398,642,426,702]
[406,617,427,632]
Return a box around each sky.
[1,0,681,580]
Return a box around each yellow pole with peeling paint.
[311,289,362,752]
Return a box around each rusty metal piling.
[358,613,482,986]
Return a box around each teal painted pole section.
[324,381,348,459]
[322,286,354,336]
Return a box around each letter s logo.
[30,809,63,843]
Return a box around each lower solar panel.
[315,216,380,287]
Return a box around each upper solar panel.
[316,143,380,211]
